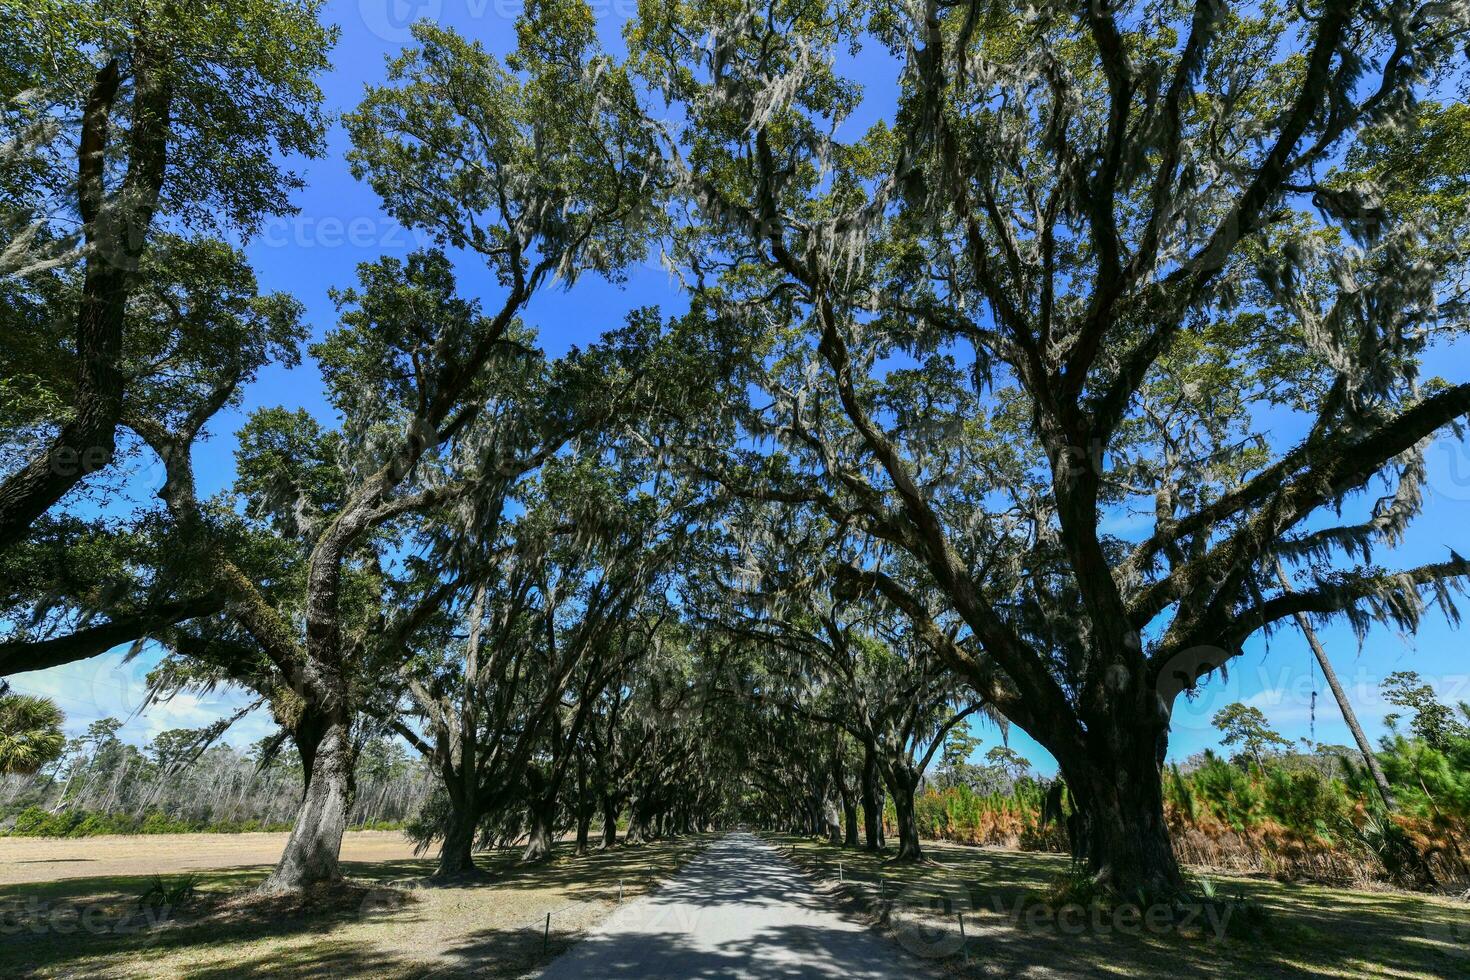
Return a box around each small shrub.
[136,875,198,913]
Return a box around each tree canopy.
[3,0,1469,901]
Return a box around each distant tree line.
[0,717,433,836]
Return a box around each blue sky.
[10,0,1470,777]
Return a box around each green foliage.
[123,236,308,424]
[344,2,662,288]
[1212,703,1295,768]
[2,804,296,837]
[1375,733,1470,818]
[1165,764,1198,825]
[1381,671,1470,751]
[1,722,430,837]
[4,0,334,239]
[0,693,66,775]
[1337,100,1470,235]
[912,733,1468,887]
[1341,805,1426,885]
[909,778,1066,851]
[934,728,983,790]
[1260,767,1353,842]
[233,407,345,538]
[1183,751,1263,830]
[136,874,198,912]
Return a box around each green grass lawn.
[765,833,1470,978]
[0,835,711,978]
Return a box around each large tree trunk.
[861,746,884,851]
[0,265,125,550]
[600,793,619,848]
[887,766,923,862]
[575,807,593,854]
[1057,738,1184,896]
[842,796,859,848]
[521,793,557,863]
[259,713,352,893]
[625,796,651,844]
[572,755,593,854]
[433,785,480,879]
[825,797,842,844]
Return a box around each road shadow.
[534,834,922,979]
[770,833,1470,978]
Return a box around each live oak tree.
[0,0,331,550]
[615,646,727,842]
[9,0,1470,908]
[0,238,306,677]
[759,602,979,861]
[579,624,732,848]
[702,635,880,846]
[21,0,683,888]
[696,500,985,860]
[140,245,668,892]
[635,0,1470,893]
[394,452,689,876]
[1,240,311,819]
[1,0,330,683]
[516,589,678,864]
[142,0,663,892]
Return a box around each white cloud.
[8,647,275,749]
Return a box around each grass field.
[766,833,1470,979]
[0,831,421,887]
[5,830,1466,977]
[0,832,711,978]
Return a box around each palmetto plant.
[0,693,65,776]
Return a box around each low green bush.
[0,805,380,838]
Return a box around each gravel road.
[537,832,922,979]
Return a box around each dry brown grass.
[0,831,420,887]
[0,832,711,978]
